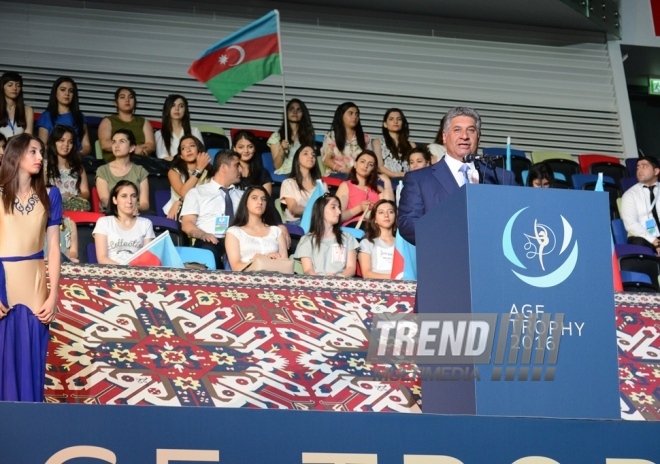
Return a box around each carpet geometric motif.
[45,265,660,420]
[616,292,660,421]
[45,264,420,412]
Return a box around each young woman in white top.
[0,72,33,137]
[225,185,287,271]
[267,98,316,175]
[372,108,416,180]
[164,135,211,219]
[93,180,155,265]
[358,199,397,279]
[155,94,203,161]
[279,145,325,225]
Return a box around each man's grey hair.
[442,107,482,136]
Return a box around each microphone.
[462,154,502,163]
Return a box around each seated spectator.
[322,102,370,176]
[180,150,243,269]
[225,185,288,271]
[36,77,91,156]
[96,129,149,212]
[267,98,316,175]
[279,145,326,225]
[426,116,446,163]
[98,87,155,161]
[336,150,394,227]
[93,181,155,264]
[1,71,33,137]
[44,215,79,263]
[406,146,433,171]
[359,199,397,279]
[233,130,272,195]
[526,163,555,188]
[164,135,211,219]
[296,194,359,276]
[372,108,415,180]
[621,156,660,255]
[155,94,202,161]
[46,125,90,211]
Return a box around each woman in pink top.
[336,150,394,228]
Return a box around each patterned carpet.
[46,264,420,412]
[45,264,660,419]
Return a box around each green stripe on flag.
[204,54,282,105]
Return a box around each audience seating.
[87,243,98,264]
[620,177,637,193]
[578,154,620,174]
[195,124,225,136]
[201,132,230,151]
[611,219,627,246]
[64,211,104,263]
[175,246,216,270]
[91,187,101,213]
[620,270,657,293]
[482,147,531,186]
[261,152,288,183]
[588,162,628,188]
[618,245,660,291]
[154,190,170,217]
[572,174,620,219]
[143,216,186,246]
[625,158,638,177]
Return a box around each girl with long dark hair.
[267,98,316,175]
[0,71,34,137]
[295,194,359,276]
[0,133,62,401]
[372,108,416,179]
[321,101,370,176]
[98,86,155,161]
[164,135,211,219]
[233,130,272,195]
[155,94,203,161]
[336,150,394,227]
[36,76,91,156]
[225,185,287,271]
[279,145,326,224]
[46,125,90,211]
[358,199,397,279]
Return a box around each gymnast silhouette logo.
[502,207,579,288]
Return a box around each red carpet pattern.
[616,292,660,421]
[45,265,660,420]
[45,264,420,412]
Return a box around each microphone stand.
[487,158,500,185]
[473,159,483,184]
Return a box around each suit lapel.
[432,158,459,197]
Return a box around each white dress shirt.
[444,155,478,186]
[621,182,660,244]
[179,179,243,237]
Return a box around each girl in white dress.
[225,185,287,271]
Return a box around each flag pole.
[275,10,288,142]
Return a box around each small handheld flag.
[125,232,184,268]
[188,10,283,105]
[300,180,325,234]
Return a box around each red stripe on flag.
[390,248,404,280]
[612,250,623,292]
[129,251,162,267]
[188,33,279,82]
[652,0,660,36]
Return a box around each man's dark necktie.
[645,185,660,231]
[220,187,234,223]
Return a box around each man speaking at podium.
[398,107,516,244]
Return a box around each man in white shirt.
[181,150,243,269]
[621,156,660,254]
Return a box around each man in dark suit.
[398,107,517,244]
